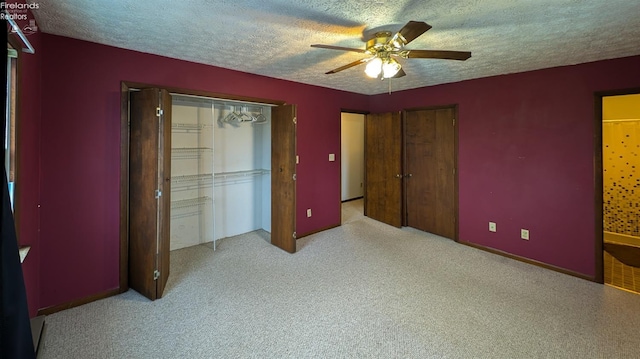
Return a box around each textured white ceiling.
[27,0,640,95]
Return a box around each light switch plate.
[521,229,529,240]
[329,153,335,162]
[489,222,496,232]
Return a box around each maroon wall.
[17,34,42,318]
[23,29,640,311]
[37,34,368,309]
[370,55,640,277]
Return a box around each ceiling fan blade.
[405,50,471,61]
[311,44,366,53]
[392,68,406,78]
[395,21,432,45]
[325,58,369,74]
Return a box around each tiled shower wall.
[603,120,640,237]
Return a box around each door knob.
[405,174,412,178]
[395,174,403,178]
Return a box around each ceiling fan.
[311,21,471,79]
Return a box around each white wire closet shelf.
[214,169,271,186]
[171,174,214,190]
[171,196,213,209]
[171,147,213,159]
[171,197,213,220]
[171,123,214,133]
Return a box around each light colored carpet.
[39,201,640,358]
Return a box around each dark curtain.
[1,22,36,359]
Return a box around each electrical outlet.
[521,229,529,240]
[307,208,312,218]
[489,222,497,232]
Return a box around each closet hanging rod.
[217,103,266,113]
[170,93,278,107]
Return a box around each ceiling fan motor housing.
[366,31,394,54]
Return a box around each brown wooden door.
[271,104,297,253]
[404,107,456,239]
[364,112,403,227]
[129,88,172,300]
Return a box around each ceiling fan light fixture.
[313,21,470,80]
[389,34,406,49]
[382,58,401,78]
[365,57,383,78]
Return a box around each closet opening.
[170,94,272,251]
[120,82,297,299]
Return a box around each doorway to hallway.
[341,112,365,225]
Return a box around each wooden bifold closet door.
[404,107,456,239]
[364,107,457,240]
[271,104,297,253]
[121,83,300,302]
[364,112,403,227]
[129,88,172,300]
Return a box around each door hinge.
[293,232,297,239]
[292,173,297,181]
[452,118,456,126]
[155,189,162,198]
[293,117,297,125]
[156,107,163,117]
[153,270,160,280]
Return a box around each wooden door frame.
[402,104,460,241]
[593,87,640,284]
[6,35,23,239]
[119,81,286,292]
